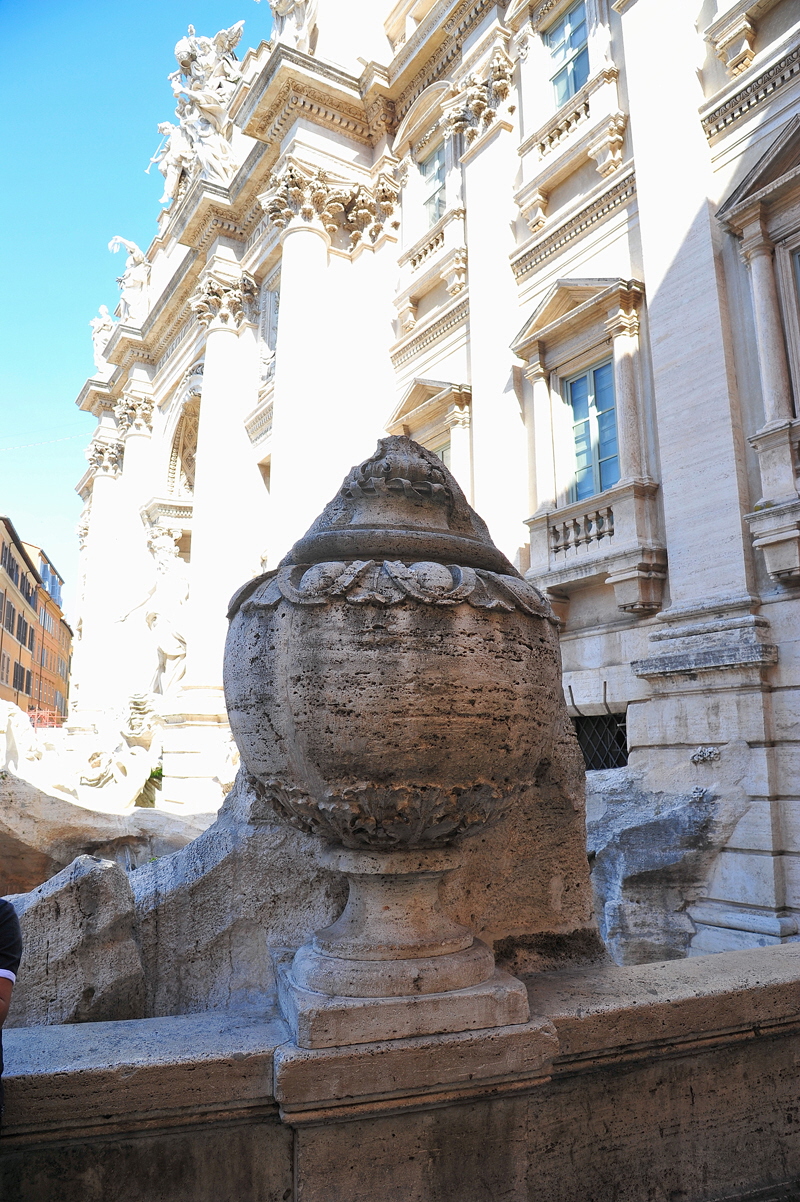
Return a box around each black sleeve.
[0,901,22,979]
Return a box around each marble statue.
[269,0,318,53]
[147,120,195,205]
[120,529,189,700]
[108,237,150,325]
[88,305,115,373]
[149,23,243,204]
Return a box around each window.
[12,661,24,692]
[545,1,590,108]
[4,600,14,635]
[573,713,628,770]
[420,147,446,228]
[432,442,451,469]
[569,361,619,501]
[24,669,32,696]
[0,652,9,685]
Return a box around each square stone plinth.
[276,961,530,1049]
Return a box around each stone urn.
[224,437,563,1045]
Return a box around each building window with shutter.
[568,360,619,501]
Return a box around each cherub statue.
[108,237,150,324]
[89,305,115,372]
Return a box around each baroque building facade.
[73,0,800,957]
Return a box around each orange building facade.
[0,518,39,712]
[22,544,72,726]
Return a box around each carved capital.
[191,271,258,330]
[738,208,774,264]
[588,113,628,178]
[260,160,399,250]
[87,439,124,478]
[444,50,514,146]
[115,395,154,436]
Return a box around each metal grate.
[573,713,628,770]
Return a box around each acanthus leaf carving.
[115,395,154,436]
[445,49,514,146]
[261,161,399,249]
[191,271,258,329]
[87,439,125,477]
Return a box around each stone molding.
[511,167,636,280]
[87,440,124,479]
[244,396,275,447]
[261,159,399,249]
[632,605,777,678]
[700,43,800,141]
[395,209,468,331]
[393,0,509,123]
[390,297,470,368]
[191,270,258,330]
[745,497,800,583]
[704,0,784,79]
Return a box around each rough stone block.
[6,855,144,1027]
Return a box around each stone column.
[181,256,263,693]
[459,59,528,564]
[114,386,157,698]
[524,355,556,514]
[445,404,472,501]
[606,295,644,481]
[740,208,794,429]
[71,437,125,718]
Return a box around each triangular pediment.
[718,115,800,220]
[511,279,621,359]
[387,378,470,431]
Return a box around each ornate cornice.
[252,80,373,146]
[511,168,636,281]
[701,44,800,141]
[391,297,470,368]
[393,0,509,122]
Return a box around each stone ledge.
[632,642,778,677]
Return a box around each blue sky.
[0,0,272,618]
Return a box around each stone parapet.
[4,945,800,1200]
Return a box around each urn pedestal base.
[273,846,531,1049]
[276,955,531,1049]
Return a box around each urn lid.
[283,436,518,576]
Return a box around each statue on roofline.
[108,237,150,325]
[148,22,244,206]
[266,0,318,54]
[89,305,115,374]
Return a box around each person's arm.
[0,977,12,1027]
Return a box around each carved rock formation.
[5,856,145,1028]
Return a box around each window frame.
[419,145,446,229]
[544,0,590,109]
[565,358,620,503]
